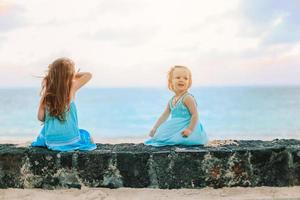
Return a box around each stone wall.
[0,139,300,189]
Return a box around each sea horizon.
[1,86,300,142]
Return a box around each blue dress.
[32,102,96,151]
[144,93,208,147]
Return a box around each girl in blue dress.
[144,65,208,146]
[32,57,96,151]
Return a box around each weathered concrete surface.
[0,139,300,189]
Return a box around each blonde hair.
[167,65,192,91]
[41,57,75,121]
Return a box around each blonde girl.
[144,65,208,146]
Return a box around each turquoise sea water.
[0,87,299,141]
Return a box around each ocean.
[0,86,299,141]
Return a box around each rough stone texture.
[0,139,300,189]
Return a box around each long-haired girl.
[32,57,96,151]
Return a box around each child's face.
[171,68,190,93]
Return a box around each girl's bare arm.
[149,104,171,136]
[37,94,46,122]
[183,95,198,133]
[73,72,92,92]
[71,71,92,100]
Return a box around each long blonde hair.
[41,58,75,121]
[167,65,192,91]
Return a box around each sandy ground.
[1,187,300,200]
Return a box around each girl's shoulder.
[182,92,196,100]
[182,93,198,106]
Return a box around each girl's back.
[44,101,80,147]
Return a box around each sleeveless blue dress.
[144,93,208,146]
[32,102,96,151]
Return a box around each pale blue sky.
[0,0,300,87]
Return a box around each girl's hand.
[181,128,192,137]
[149,128,157,137]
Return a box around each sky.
[0,0,300,87]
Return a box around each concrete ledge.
[0,139,300,189]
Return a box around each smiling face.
[170,67,191,93]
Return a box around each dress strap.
[180,92,189,101]
[169,96,175,109]
[170,92,189,109]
